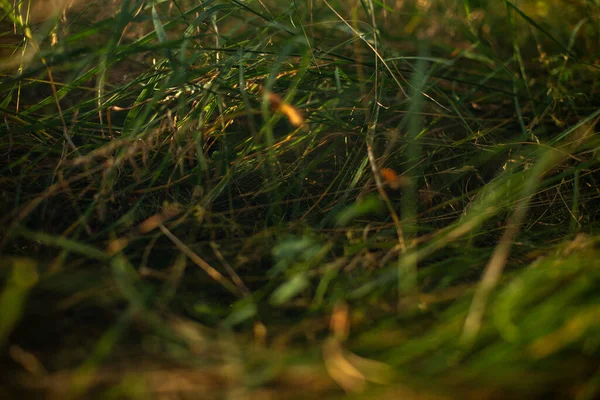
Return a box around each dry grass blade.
[158,225,243,297]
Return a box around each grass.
[1,0,599,398]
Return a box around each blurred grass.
[1,0,599,398]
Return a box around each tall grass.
[1,0,599,398]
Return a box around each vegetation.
[1,0,599,398]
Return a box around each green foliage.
[0,258,38,348]
[1,0,599,398]
[335,194,383,227]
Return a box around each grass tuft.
[1,0,600,398]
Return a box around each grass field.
[1,0,600,398]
